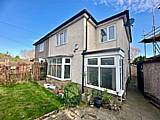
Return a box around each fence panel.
[32,62,47,81]
[143,61,160,104]
[0,62,32,84]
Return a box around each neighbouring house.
[0,53,11,64]
[33,9,132,96]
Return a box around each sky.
[0,0,160,57]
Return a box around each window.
[87,67,98,86]
[88,58,98,65]
[39,43,44,52]
[101,57,114,65]
[101,25,116,42]
[108,26,115,40]
[101,28,107,42]
[87,56,116,90]
[119,58,123,90]
[65,59,70,63]
[47,57,71,80]
[64,65,70,78]
[57,30,67,46]
[100,68,116,90]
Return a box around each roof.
[33,9,131,46]
[139,34,160,43]
[82,48,124,55]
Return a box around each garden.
[0,78,122,120]
[0,81,63,120]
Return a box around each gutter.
[82,16,90,93]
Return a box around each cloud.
[92,0,160,13]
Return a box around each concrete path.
[117,79,160,120]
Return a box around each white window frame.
[39,42,44,52]
[47,57,71,81]
[57,30,67,46]
[85,55,124,96]
[86,56,116,91]
[100,24,116,43]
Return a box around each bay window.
[86,56,116,91]
[47,57,71,80]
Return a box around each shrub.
[64,82,81,107]
[102,90,112,104]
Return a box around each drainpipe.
[129,40,131,81]
[82,16,90,93]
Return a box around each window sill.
[100,39,116,44]
[56,43,67,47]
[39,51,44,53]
[47,75,71,81]
[86,84,124,96]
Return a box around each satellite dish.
[124,18,135,27]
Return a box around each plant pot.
[102,103,110,109]
[94,97,102,108]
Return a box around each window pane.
[48,65,51,75]
[109,26,115,40]
[101,28,107,42]
[65,59,70,63]
[101,57,114,65]
[88,58,98,65]
[57,65,61,78]
[64,65,70,78]
[100,68,116,90]
[60,32,64,44]
[57,58,62,64]
[120,68,122,89]
[87,67,98,86]
[39,43,44,52]
[53,58,56,64]
[64,31,67,43]
[57,35,60,45]
[51,65,56,77]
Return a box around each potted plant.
[94,96,102,108]
[91,89,102,108]
[102,90,112,109]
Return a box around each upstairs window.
[57,30,67,46]
[101,24,116,42]
[39,42,44,52]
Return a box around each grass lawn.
[0,81,63,120]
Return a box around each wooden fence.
[143,60,160,105]
[131,64,137,77]
[0,62,47,84]
[32,62,47,81]
[0,62,32,84]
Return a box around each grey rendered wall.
[48,18,86,84]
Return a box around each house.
[0,53,11,64]
[33,9,132,96]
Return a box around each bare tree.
[20,49,35,60]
